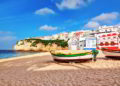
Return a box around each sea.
[0,50,39,59]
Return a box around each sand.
[0,51,120,86]
[0,52,50,63]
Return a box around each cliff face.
[14,39,68,52]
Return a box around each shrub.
[23,39,68,48]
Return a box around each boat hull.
[52,55,93,62]
[50,50,97,62]
[102,51,120,59]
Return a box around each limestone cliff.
[14,39,68,52]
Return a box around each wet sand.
[0,51,120,86]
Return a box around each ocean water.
[0,50,39,59]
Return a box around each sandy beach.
[0,51,120,86]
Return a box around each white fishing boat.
[102,48,120,59]
[50,50,98,62]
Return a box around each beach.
[0,51,120,86]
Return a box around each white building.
[79,37,85,50]
[59,33,69,41]
[43,36,52,40]
[79,36,96,50]
[52,34,59,40]
[97,25,120,33]
[84,37,96,50]
[68,32,75,39]
[96,32,120,50]
[68,36,79,50]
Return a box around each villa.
[59,32,69,41]
[97,25,120,33]
[96,32,120,50]
[68,32,97,50]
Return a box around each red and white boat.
[101,48,120,59]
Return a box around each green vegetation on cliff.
[19,39,68,48]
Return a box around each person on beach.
[92,50,99,61]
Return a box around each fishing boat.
[50,50,98,62]
[101,48,120,59]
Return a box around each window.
[113,36,116,39]
[105,42,109,46]
[103,38,105,40]
[111,41,115,45]
[108,37,110,39]
[84,40,86,47]
[100,42,104,46]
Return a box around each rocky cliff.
[14,39,68,52]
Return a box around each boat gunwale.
[101,48,120,52]
[51,52,92,57]
[102,49,120,53]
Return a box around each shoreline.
[0,50,104,63]
[0,52,51,63]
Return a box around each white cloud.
[92,12,119,23]
[0,31,12,35]
[0,31,17,49]
[40,25,58,31]
[115,23,120,26]
[84,21,100,29]
[84,12,120,29]
[0,36,17,49]
[0,31,16,41]
[35,8,55,15]
[56,0,93,10]
[0,36,16,41]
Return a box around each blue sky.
[0,0,120,49]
